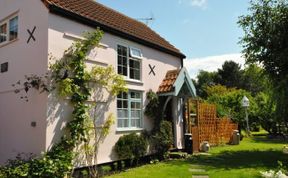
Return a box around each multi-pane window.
[117,91,142,129]
[117,45,128,76]
[129,59,140,80]
[117,45,141,80]
[0,15,18,44]
[9,16,18,41]
[0,23,7,43]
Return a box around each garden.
[104,131,288,178]
[1,0,288,177]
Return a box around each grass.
[105,133,287,178]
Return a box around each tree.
[216,60,243,88]
[194,61,245,98]
[240,64,268,96]
[238,0,288,130]
[195,70,218,98]
[239,0,288,81]
[205,85,258,133]
[194,61,249,98]
[254,92,277,134]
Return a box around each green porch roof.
[158,67,196,97]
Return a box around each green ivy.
[144,90,173,159]
[144,90,160,120]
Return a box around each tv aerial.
[136,12,155,26]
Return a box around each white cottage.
[0,0,196,164]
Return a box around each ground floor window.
[117,91,142,129]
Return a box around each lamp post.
[241,96,250,136]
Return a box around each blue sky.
[97,0,250,78]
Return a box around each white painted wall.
[47,13,182,164]
[0,0,49,164]
[172,97,184,149]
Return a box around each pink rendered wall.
[47,13,182,164]
[0,0,49,164]
[0,0,185,166]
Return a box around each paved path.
[189,166,209,178]
[189,169,206,172]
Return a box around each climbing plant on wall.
[144,90,173,160]
[1,28,127,178]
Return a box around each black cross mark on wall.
[149,64,156,76]
[27,26,36,44]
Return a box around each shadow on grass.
[185,150,287,170]
[251,136,288,145]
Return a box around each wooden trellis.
[216,118,238,145]
[197,103,217,145]
[190,100,238,152]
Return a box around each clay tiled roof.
[42,0,185,59]
[157,69,180,94]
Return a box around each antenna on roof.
[136,12,155,26]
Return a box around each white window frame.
[117,90,143,130]
[130,47,143,59]
[0,14,18,45]
[117,44,142,81]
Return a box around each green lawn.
[105,134,287,178]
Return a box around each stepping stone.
[189,168,206,172]
[193,152,211,156]
[192,176,209,178]
[198,153,212,156]
[190,164,204,167]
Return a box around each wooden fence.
[216,118,238,145]
[191,101,238,152]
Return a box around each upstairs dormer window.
[0,15,18,45]
[117,45,142,81]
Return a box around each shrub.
[250,122,260,132]
[0,156,30,178]
[152,120,173,158]
[115,132,148,161]
[0,150,72,178]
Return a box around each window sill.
[0,38,18,48]
[86,59,108,66]
[64,32,108,49]
[125,79,144,85]
[116,128,144,132]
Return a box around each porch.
[157,67,196,150]
[157,68,238,153]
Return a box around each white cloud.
[190,0,207,8]
[178,0,207,9]
[184,53,245,79]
